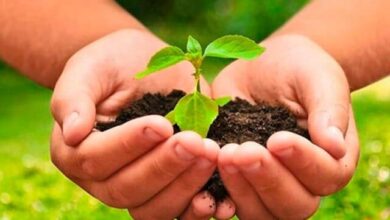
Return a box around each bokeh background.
[1,0,390,219]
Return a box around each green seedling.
[135,35,265,137]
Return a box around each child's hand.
[212,34,359,219]
[50,29,232,219]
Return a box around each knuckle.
[252,156,282,193]
[256,174,281,193]
[118,134,135,155]
[150,157,176,180]
[296,155,317,173]
[104,182,134,208]
[78,153,105,180]
[178,176,201,192]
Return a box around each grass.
[0,64,389,219]
[312,81,390,219]
[0,68,128,219]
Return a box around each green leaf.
[215,96,232,107]
[204,35,265,60]
[135,46,185,79]
[187,35,202,55]
[165,110,176,125]
[174,92,218,137]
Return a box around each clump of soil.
[96,90,309,202]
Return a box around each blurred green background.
[1,0,390,219]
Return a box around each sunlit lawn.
[0,65,389,219]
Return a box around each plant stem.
[194,68,201,92]
[189,56,203,93]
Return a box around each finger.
[50,115,173,181]
[50,60,100,146]
[77,131,209,208]
[214,197,236,220]
[267,128,357,195]
[179,191,216,220]
[211,60,255,102]
[130,139,219,219]
[234,142,320,219]
[51,91,96,146]
[299,68,350,159]
[218,144,274,219]
[268,108,359,196]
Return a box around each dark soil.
[96,90,309,202]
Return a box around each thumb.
[51,67,97,146]
[303,73,350,159]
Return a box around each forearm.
[0,0,146,88]
[271,0,390,90]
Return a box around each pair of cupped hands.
[50,29,359,220]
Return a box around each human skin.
[273,0,390,90]
[0,1,232,218]
[0,0,144,88]
[213,34,359,219]
[50,29,235,219]
[2,0,390,219]
[52,0,390,218]
[212,0,390,218]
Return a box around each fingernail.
[273,147,293,158]
[63,112,79,134]
[144,127,164,141]
[327,126,345,145]
[174,144,195,161]
[240,161,261,173]
[195,158,213,169]
[224,165,239,174]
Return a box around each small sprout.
[135,35,265,137]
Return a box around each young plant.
[135,35,265,137]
